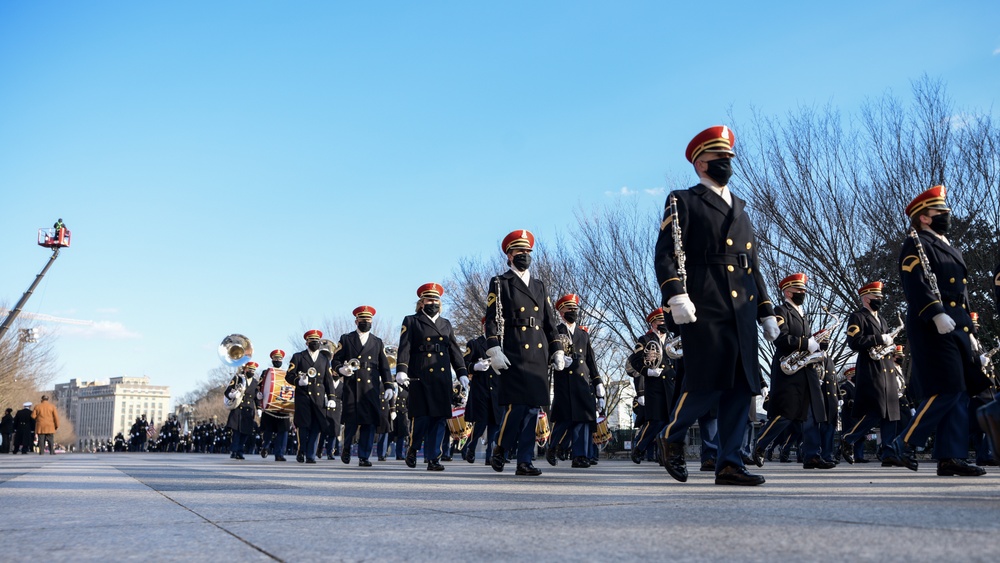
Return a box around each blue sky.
[2,1,998,405]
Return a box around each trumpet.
[868,313,904,360]
[663,334,683,359]
[345,358,361,372]
[779,310,840,375]
[306,367,318,379]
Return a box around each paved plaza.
[1,453,998,562]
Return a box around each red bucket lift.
[38,228,71,248]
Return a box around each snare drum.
[592,415,612,446]
[260,368,295,415]
[535,411,550,447]
[447,407,472,444]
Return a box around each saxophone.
[868,313,904,360]
[779,310,840,375]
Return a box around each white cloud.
[59,321,141,340]
[644,187,665,196]
[604,186,637,197]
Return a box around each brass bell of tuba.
[385,345,398,370]
[219,334,253,367]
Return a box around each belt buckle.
[738,253,749,270]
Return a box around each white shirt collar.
[784,298,803,317]
[356,330,370,345]
[510,267,530,286]
[700,176,732,207]
[308,349,320,362]
[564,322,576,335]
[423,312,440,322]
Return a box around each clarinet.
[669,193,687,292]
[494,276,505,345]
[908,227,941,300]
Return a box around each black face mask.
[307,340,320,352]
[271,360,282,368]
[357,321,372,333]
[705,158,733,186]
[512,252,532,271]
[423,303,440,317]
[563,311,578,324]
[929,213,950,236]
[790,293,806,306]
[656,323,669,334]
[869,298,883,311]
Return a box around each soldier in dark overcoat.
[333,305,395,467]
[627,307,678,464]
[395,283,469,471]
[483,230,562,477]
[885,186,987,476]
[840,281,901,464]
[461,322,503,464]
[654,125,779,486]
[285,330,337,464]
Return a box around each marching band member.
[885,186,987,476]
[285,330,337,464]
[839,281,901,465]
[968,314,997,465]
[395,283,469,471]
[546,294,603,468]
[484,230,561,477]
[258,350,290,462]
[462,318,503,464]
[752,273,834,469]
[654,125,778,486]
[837,367,866,462]
[627,307,677,465]
[818,355,840,466]
[333,305,395,467]
[225,362,258,460]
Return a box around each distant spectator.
[13,402,35,454]
[31,395,59,455]
[53,218,65,231]
[0,408,13,453]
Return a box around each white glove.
[646,368,662,377]
[551,350,566,371]
[910,408,916,416]
[325,399,336,409]
[297,376,309,386]
[932,313,956,334]
[383,388,395,401]
[459,375,470,391]
[970,334,981,352]
[227,390,237,399]
[837,400,844,407]
[396,372,409,386]
[598,397,606,410]
[473,359,490,372]
[881,334,894,346]
[980,354,991,367]
[807,338,820,353]
[637,396,645,406]
[390,411,397,421]
[338,365,353,376]
[667,294,697,324]
[486,346,511,370]
[596,383,605,399]
[762,316,780,342]
[256,409,262,419]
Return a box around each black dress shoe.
[741,452,755,466]
[571,457,591,468]
[463,448,475,464]
[427,460,445,471]
[700,459,716,472]
[490,446,506,472]
[937,458,986,477]
[230,453,237,459]
[296,453,305,463]
[589,457,599,465]
[546,446,559,466]
[305,458,317,464]
[405,448,417,469]
[659,438,688,483]
[359,459,372,467]
[840,439,855,465]
[341,452,351,464]
[715,465,765,486]
[803,456,835,469]
[630,447,643,465]
[377,456,386,462]
[515,462,542,476]
[779,456,791,463]
[884,441,918,471]
[751,447,764,468]
[275,455,286,462]
[441,455,453,462]
[260,448,268,459]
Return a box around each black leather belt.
[418,344,443,352]
[689,253,749,269]
[514,317,536,327]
